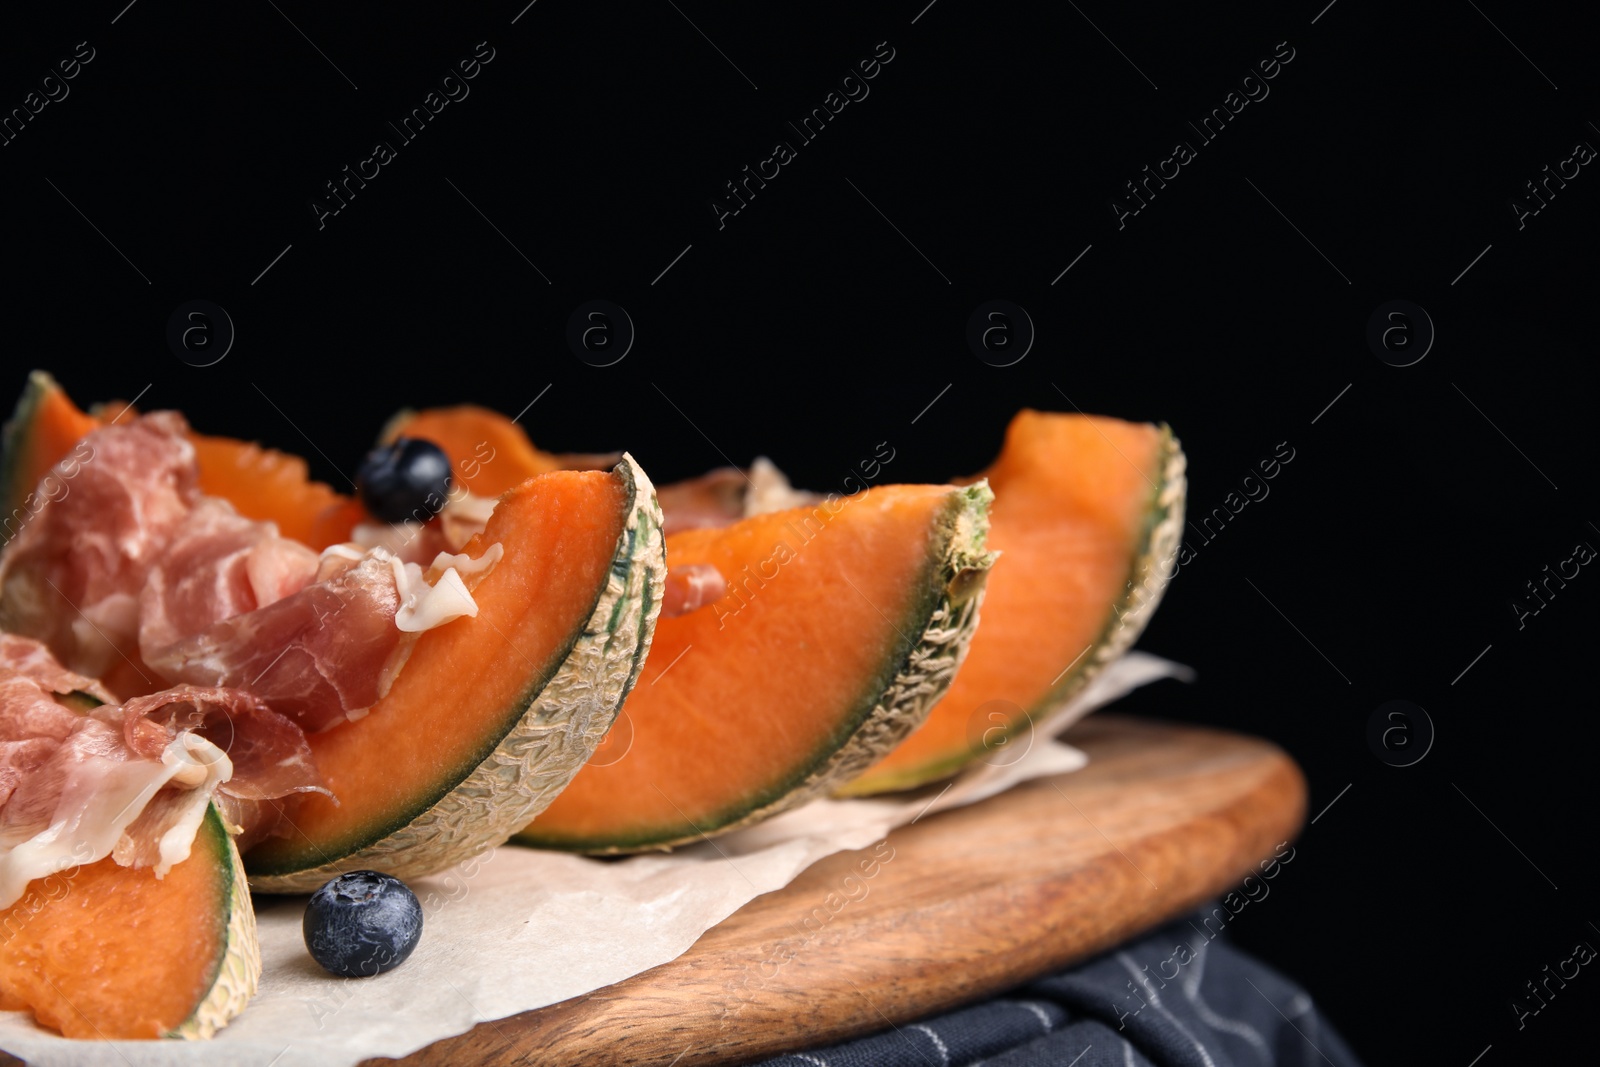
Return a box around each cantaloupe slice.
[0,372,101,527]
[0,804,259,1040]
[0,372,359,549]
[245,456,665,891]
[378,405,564,498]
[839,411,1186,795]
[515,482,995,853]
[379,405,623,498]
[188,433,359,548]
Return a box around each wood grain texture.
[376,715,1305,1067]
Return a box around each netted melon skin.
[170,807,261,1040]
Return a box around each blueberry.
[356,438,453,524]
[303,870,423,978]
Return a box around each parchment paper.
[0,653,1189,1066]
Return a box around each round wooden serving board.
[381,715,1306,1067]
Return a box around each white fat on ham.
[144,539,504,732]
[349,521,430,564]
[438,493,497,551]
[347,491,499,564]
[324,541,504,636]
[0,641,328,905]
[391,543,505,633]
[0,717,231,910]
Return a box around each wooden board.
[384,715,1306,1066]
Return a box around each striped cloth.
[758,906,1363,1067]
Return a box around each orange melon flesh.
[1,373,359,549]
[381,405,563,498]
[0,372,101,518]
[246,468,629,872]
[845,410,1168,794]
[0,810,235,1039]
[190,433,358,547]
[520,483,961,851]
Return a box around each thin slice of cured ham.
[0,664,232,909]
[3,409,499,739]
[0,413,198,686]
[118,684,328,855]
[142,542,502,733]
[662,563,726,618]
[0,641,329,906]
[0,632,114,704]
[656,457,818,537]
[120,685,324,802]
[137,497,319,657]
[142,550,408,733]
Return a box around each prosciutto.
[118,684,327,854]
[662,563,727,618]
[143,551,408,733]
[0,410,502,902]
[0,666,231,909]
[137,497,319,654]
[0,639,328,906]
[0,414,426,732]
[655,457,819,537]
[0,413,197,687]
[0,632,114,703]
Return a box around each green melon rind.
[836,426,1187,796]
[245,453,665,891]
[167,804,261,1040]
[0,371,58,521]
[519,481,997,854]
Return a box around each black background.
[2,2,1595,1062]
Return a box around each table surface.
[379,714,1306,1067]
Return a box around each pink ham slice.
[0,670,85,811]
[120,685,324,802]
[1,413,413,733]
[0,632,114,704]
[142,551,408,733]
[656,467,748,537]
[118,683,328,854]
[0,640,328,895]
[0,666,219,907]
[662,563,726,618]
[0,413,197,693]
[137,497,320,655]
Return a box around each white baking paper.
[0,652,1190,1066]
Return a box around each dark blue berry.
[303,870,423,978]
[356,438,453,524]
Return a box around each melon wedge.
[379,405,564,498]
[188,433,358,548]
[0,371,100,527]
[245,455,665,891]
[839,410,1186,796]
[515,482,995,853]
[0,371,359,549]
[0,803,259,1040]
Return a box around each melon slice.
[381,406,816,538]
[839,410,1186,796]
[188,433,359,548]
[0,803,259,1040]
[245,455,665,891]
[514,481,995,853]
[0,372,359,549]
[379,405,621,499]
[0,371,100,525]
